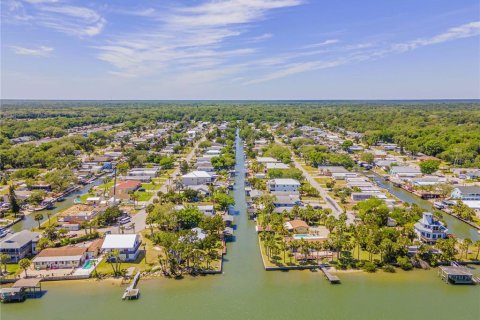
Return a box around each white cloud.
[245,21,480,84]
[5,1,105,37]
[96,0,302,79]
[302,39,339,49]
[10,45,53,56]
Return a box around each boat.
[0,228,11,238]
[73,197,82,204]
[433,201,445,209]
[56,197,65,202]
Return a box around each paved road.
[274,136,355,224]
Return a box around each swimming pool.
[82,260,93,269]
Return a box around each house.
[284,220,309,234]
[127,168,159,178]
[266,162,290,170]
[273,194,301,208]
[58,204,106,223]
[267,179,300,192]
[175,204,215,216]
[451,186,480,201]
[32,247,87,269]
[332,172,358,180]
[414,212,448,244]
[182,171,214,186]
[196,162,215,172]
[86,238,104,259]
[101,234,141,262]
[0,230,41,263]
[256,157,279,164]
[351,192,387,201]
[205,149,221,156]
[390,166,422,178]
[318,166,348,176]
[111,180,142,200]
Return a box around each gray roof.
[454,186,480,194]
[0,230,41,249]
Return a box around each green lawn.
[141,183,161,191]
[79,193,96,203]
[134,191,153,202]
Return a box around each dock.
[122,272,141,300]
[319,266,341,284]
[438,263,476,285]
[1,278,43,303]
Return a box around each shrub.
[382,264,396,273]
[363,261,377,273]
[396,256,413,270]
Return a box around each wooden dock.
[122,272,141,300]
[319,266,341,284]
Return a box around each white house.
[101,234,141,262]
[256,157,279,164]
[390,166,422,178]
[266,162,290,170]
[414,212,448,244]
[451,186,480,201]
[182,171,214,186]
[32,247,87,270]
[267,179,301,192]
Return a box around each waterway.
[2,131,479,320]
[11,178,105,232]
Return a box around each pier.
[122,272,141,300]
[438,263,477,285]
[319,266,341,284]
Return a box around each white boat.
[0,228,11,238]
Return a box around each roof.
[183,171,212,178]
[59,204,106,217]
[102,234,138,249]
[87,238,104,252]
[0,230,41,249]
[266,162,290,170]
[390,166,421,173]
[270,178,301,186]
[285,220,309,229]
[256,157,278,163]
[116,180,142,189]
[12,278,42,288]
[35,246,87,258]
[318,166,348,173]
[454,186,480,194]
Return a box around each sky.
[1,0,480,100]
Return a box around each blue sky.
[1,0,479,99]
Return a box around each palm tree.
[106,249,122,276]
[474,240,480,260]
[34,213,43,229]
[278,240,288,263]
[19,258,31,278]
[0,254,9,274]
[462,238,473,259]
[46,211,52,226]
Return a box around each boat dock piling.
[320,266,341,284]
[122,272,141,300]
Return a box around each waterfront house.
[32,247,87,269]
[102,234,141,261]
[182,171,214,186]
[0,230,41,263]
[256,157,279,164]
[266,162,290,170]
[284,220,309,234]
[390,166,422,178]
[175,204,215,216]
[414,212,448,244]
[273,194,301,209]
[58,204,106,223]
[451,186,480,201]
[267,179,301,193]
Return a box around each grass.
[134,191,153,202]
[79,193,96,203]
[141,183,161,191]
[1,263,21,278]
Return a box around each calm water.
[2,131,479,320]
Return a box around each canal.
[11,177,106,232]
[3,130,479,320]
[367,172,479,241]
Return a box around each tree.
[419,160,440,174]
[34,213,44,228]
[214,193,235,211]
[106,249,123,276]
[341,140,353,151]
[116,162,129,175]
[452,200,475,221]
[29,190,46,205]
[360,152,375,164]
[0,254,9,274]
[461,238,472,259]
[180,160,189,175]
[176,205,204,229]
[8,185,20,217]
[19,258,31,277]
[474,240,480,260]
